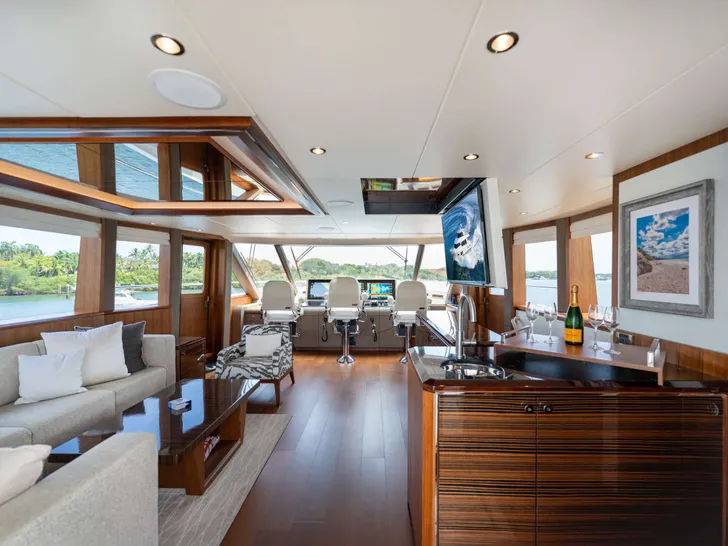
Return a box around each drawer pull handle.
[523,404,534,413]
[542,404,553,414]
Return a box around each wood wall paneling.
[104,306,172,334]
[486,292,505,334]
[208,239,233,355]
[568,236,598,311]
[74,236,104,314]
[555,218,570,312]
[0,305,172,346]
[76,143,116,193]
[511,244,526,308]
[157,142,181,201]
[169,230,183,340]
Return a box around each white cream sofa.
[0,432,158,546]
[0,335,176,448]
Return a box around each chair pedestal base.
[399,324,413,364]
[337,322,355,364]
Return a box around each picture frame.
[620,179,714,318]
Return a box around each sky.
[636,208,689,260]
[524,233,612,274]
[0,226,80,254]
[237,243,446,269]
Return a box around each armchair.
[216,324,294,406]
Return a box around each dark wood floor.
[221,351,416,546]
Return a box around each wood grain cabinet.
[436,393,724,546]
[177,336,206,380]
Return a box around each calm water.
[0,291,160,324]
[527,279,612,310]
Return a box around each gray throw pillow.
[75,321,147,374]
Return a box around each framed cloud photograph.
[620,179,714,317]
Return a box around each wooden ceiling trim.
[0,159,310,216]
[613,127,728,184]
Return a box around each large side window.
[524,240,558,307]
[591,232,612,309]
[182,244,206,294]
[235,244,286,293]
[0,143,80,181]
[115,241,161,310]
[0,226,81,324]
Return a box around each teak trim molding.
[0,160,309,216]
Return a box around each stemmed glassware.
[587,304,602,351]
[542,303,557,344]
[602,306,621,355]
[525,302,539,343]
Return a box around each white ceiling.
[1,0,728,241]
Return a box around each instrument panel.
[305,278,396,306]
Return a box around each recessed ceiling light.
[487,32,519,54]
[327,200,354,207]
[342,221,349,225]
[463,153,479,161]
[310,147,327,155]
[148,69,226,109]
[196,229,203,232]
[509,188,521,194]
[151,34,185,56]
[585,152,604,159]
[150,222,156,225]
[520,212,528,215]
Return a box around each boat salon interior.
[0,2,728,546]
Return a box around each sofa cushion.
[0,342,42,407]
[0,444,51,507]
[42,322,129,387]
[87,367,166,412]
[0,428,32,448]
[75,321,147,374]
[16,349,87,405]
[0,390,115,447]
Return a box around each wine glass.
[587,304,602,351]
[542,303,557,344]
[602,306,621,355]
[525,302,539,343]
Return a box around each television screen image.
[441,186,489,285]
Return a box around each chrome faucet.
[455,294,477,360]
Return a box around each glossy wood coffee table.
[51,378,260,495]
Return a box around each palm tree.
[0,241,20,261]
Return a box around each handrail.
[500,325,532,344]
[647,338,661,367]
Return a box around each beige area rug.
[158,413,291,546]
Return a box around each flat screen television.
[441,185,490,286]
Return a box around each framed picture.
[620,179,714,317]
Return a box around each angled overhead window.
[235,244,286,293]
[0,143,79,181]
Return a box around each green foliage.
[0,241,206,296]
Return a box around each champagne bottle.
[564,284,584,346]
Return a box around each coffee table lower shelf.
[158,400,248,495]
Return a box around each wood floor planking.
[221,352,415,546]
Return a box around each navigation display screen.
[366,281,394,300]
[307,280,330,300]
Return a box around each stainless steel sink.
[440,361,512,380]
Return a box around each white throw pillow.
[15,348,87,405]
[42,322,129,386]
[245,333,282,357]
[0,444,51,506]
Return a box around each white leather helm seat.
[393,280,428,326]
[326,277,362,322]
[262,280,299,323]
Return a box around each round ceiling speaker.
[148,69,226,109]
